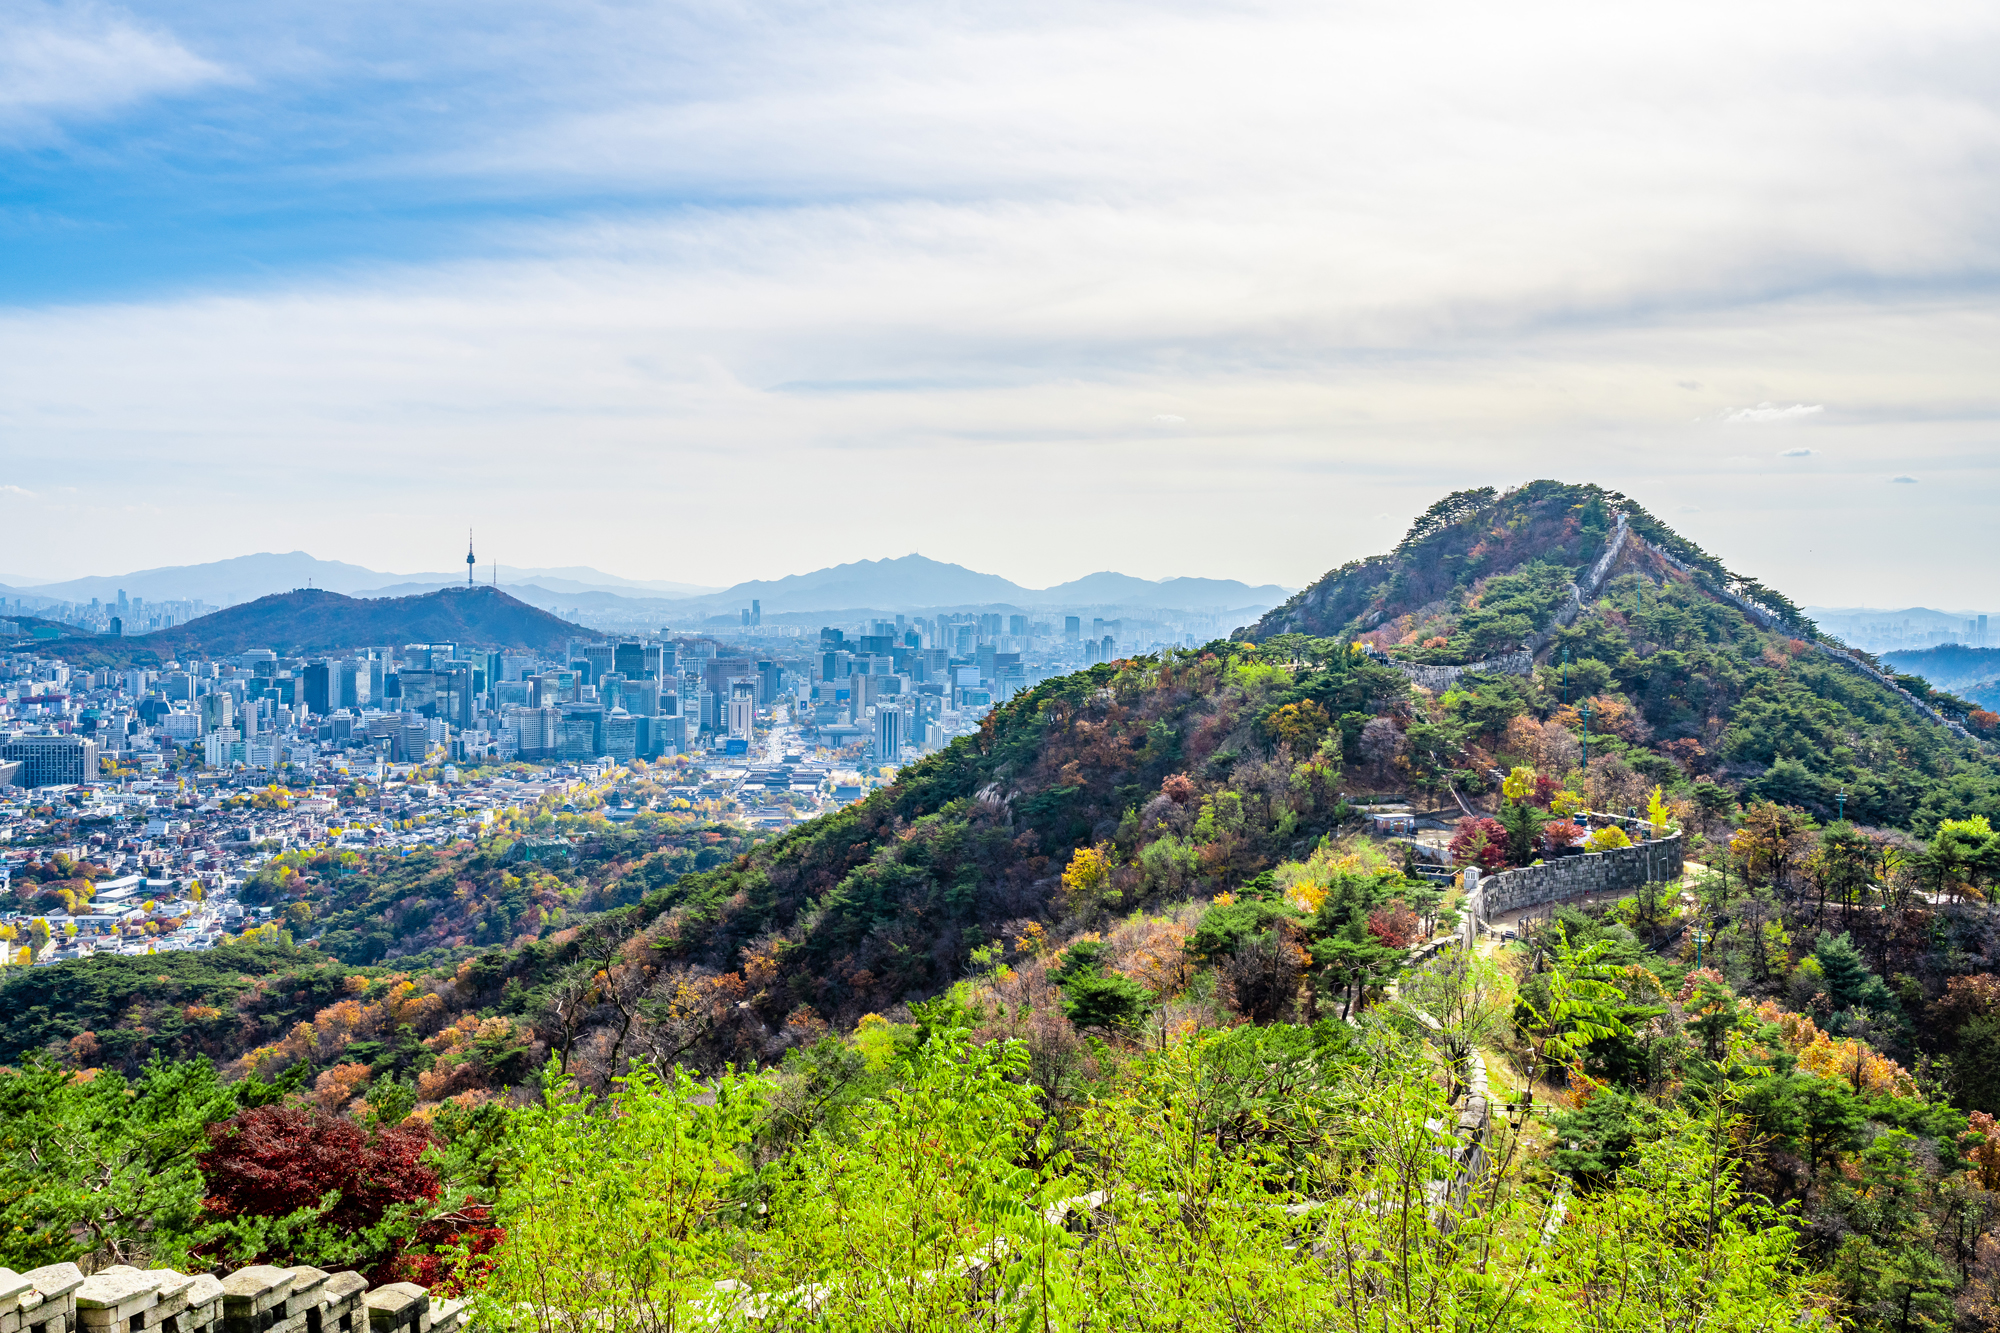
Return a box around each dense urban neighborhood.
[0,601,1208,965]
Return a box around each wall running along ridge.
[0,1262,466,1333]
[1633,535,1997,756]
[1384,513,1631,691]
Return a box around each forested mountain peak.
[40,586,590,666]
[1247,480,1813,658]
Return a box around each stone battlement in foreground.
[0,1262,465,1333]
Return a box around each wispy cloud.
[1726,404,1824,425]
[1779,447,1816,457]
[0,0,1994,595]
[0,0,221,134]
[1892,475,1919,483]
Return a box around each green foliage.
[476,1059,759,1330]
[1811,931,1893,1014]
[0,943,340,1069]
[458,1015,1828,1330]
[1058,970,1152,1032]
[0,1055,298,1269]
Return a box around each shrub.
[1059,971,1153,1031]
[1583,824,1632,852]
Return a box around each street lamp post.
[1579,699,1592,768]
[1561,647,1569,705]
[1837,790,1847,822]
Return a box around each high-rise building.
[560,703,606,756]
[505,707,562,759]
[752,599,762,627]
[398,719,433,763]
[1065,616,1081,642]
[200,691,234,735]
[728,680,758,740]
[578,643,616,684]
[874,706,903,763]
[704,657,755,701]
[623,678,662,716]
[337,658,374,709]
[757,660,785,704]
[0,734,99,787]
[302,662,332,716]
[604,713,638,761]
[1008,614,1027,636]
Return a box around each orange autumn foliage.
[1752,999,1915,1097]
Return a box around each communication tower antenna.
[466,529,476,586]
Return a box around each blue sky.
[3,0,1999,597]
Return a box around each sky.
[1,0,1997,601]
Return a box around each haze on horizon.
[2,0,1996,604]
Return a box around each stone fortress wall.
[0,1261,464,1333]
[1635,535,1996,756]
[1382,512,1632,692]
[1385,505,1993,761]
[1471,829,1685,921]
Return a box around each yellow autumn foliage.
[1752,999,1915,1097]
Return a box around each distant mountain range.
[1882,645,2000,712]
[28,587,590,665]
[1,551,1290,618]
[0,554,718,608]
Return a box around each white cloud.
[0,0,220,131]
[1725,403,1825,424]
[1779,447,1816,457]
[1,0,1998,595]
[1892,475,1920,483]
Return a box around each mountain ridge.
[31,587,592,664]
[0,554,719,609]
[4,551,1289,618]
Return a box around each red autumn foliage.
[1531,774,1563,809]
[1449,817,1509,873]
[388,1202,507,1293]
[1544,820,1585,851]
[1161,773,1197,805]
[1971,709,1998,735]
[1366,900,1421,948]
[200,1105,439,1237]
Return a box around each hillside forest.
[9,482,2000,1329]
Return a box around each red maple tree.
[1449,817,1509,873]
[201,1105,440,1234]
